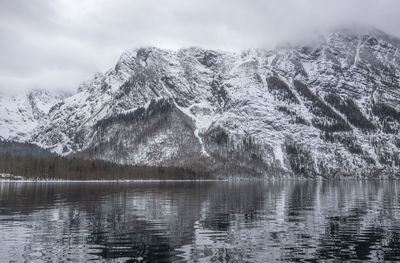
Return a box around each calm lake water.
[0,180,399,262]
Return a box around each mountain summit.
[1,28,400,177]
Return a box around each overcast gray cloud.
[0,0,399,94]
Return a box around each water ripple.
[0,181,399,262]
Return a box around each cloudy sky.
[1,0,399,94]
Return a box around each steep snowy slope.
[0,90,65,141]
[3,28,400,178]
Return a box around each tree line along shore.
[0,153,213,181]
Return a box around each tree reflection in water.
[0,180,399,262]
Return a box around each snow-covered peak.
[1,27,400,177]
[0,90,66,141]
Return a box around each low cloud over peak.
[1,0,399,94]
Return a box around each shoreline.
[0,177,399,183]
[0,179,228,183]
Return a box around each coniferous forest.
[0,153,213,180]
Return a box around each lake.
[0,180,399,262]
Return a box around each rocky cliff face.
[2,28,400,178]
[0,90,65,142]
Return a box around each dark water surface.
[0,180,400,262]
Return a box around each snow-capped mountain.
[0,90,66,142]
[2,28,400,177]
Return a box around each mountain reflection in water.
[0,180,399,262]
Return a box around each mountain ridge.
[1,28,399,178]
[0,90,66,142]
